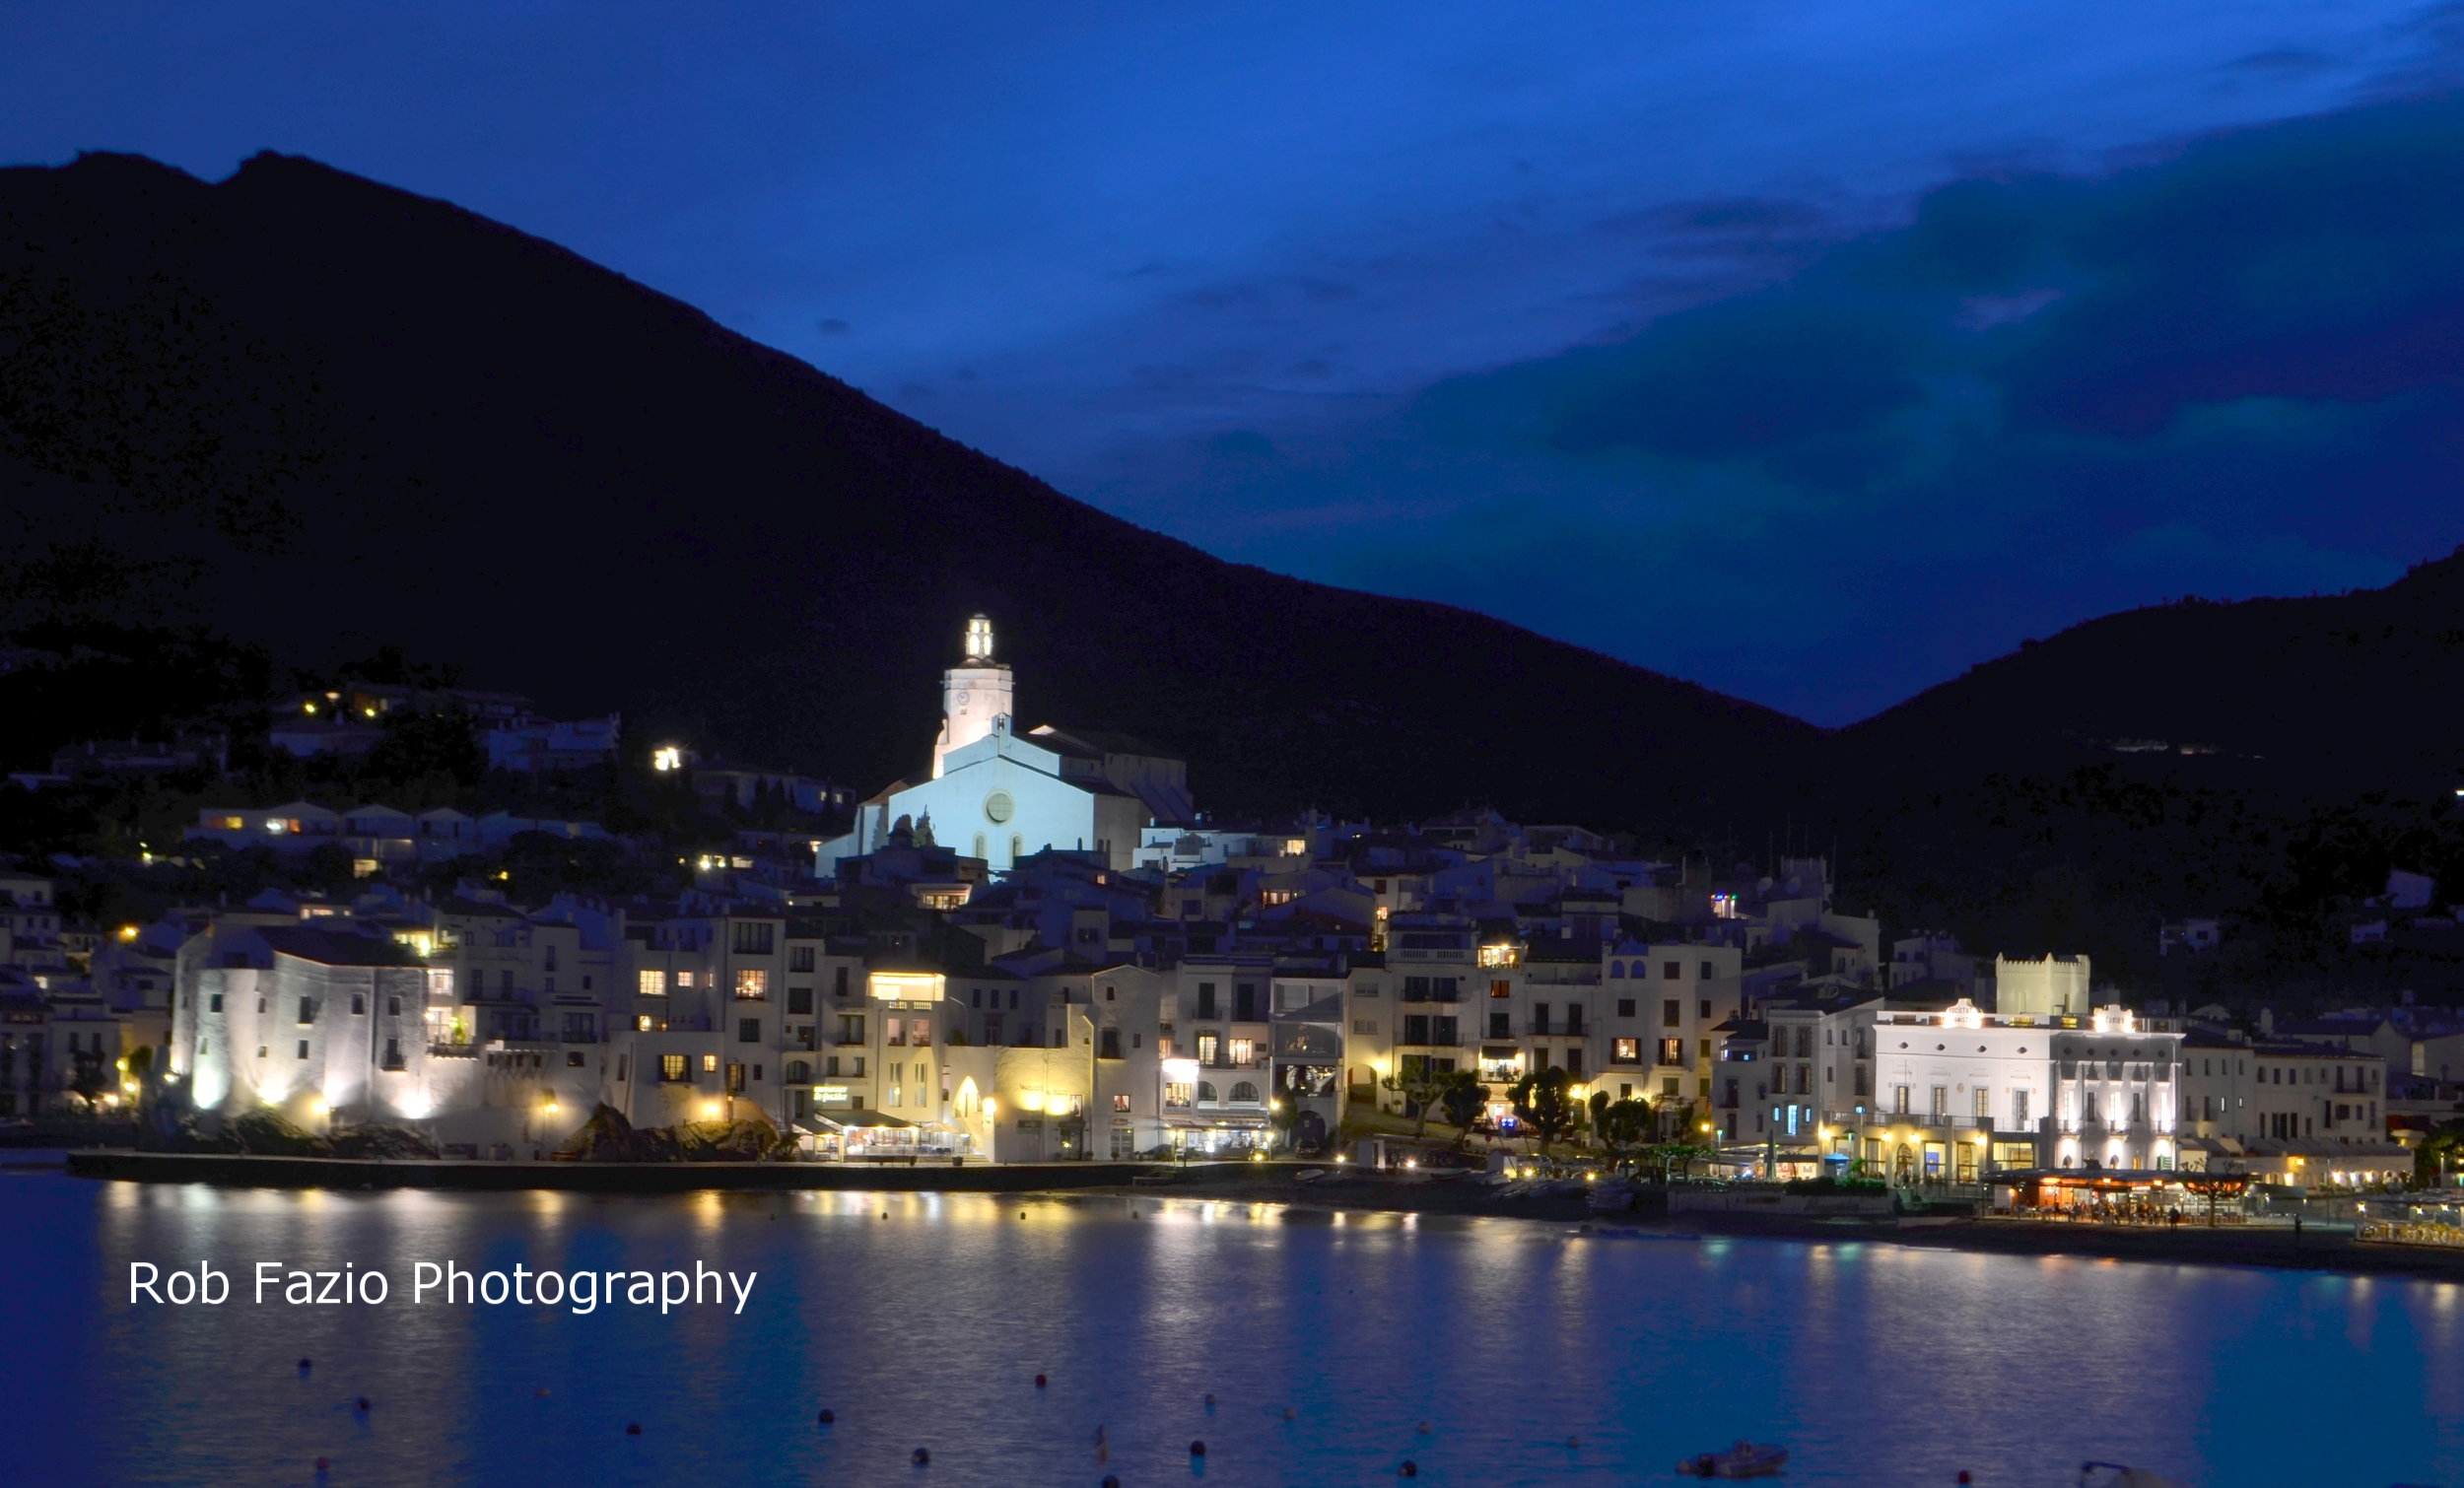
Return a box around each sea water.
[9,1170,2463,1487]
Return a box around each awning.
[801,1110,916,1131]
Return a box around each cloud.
[1163,94,2464,722]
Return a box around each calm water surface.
[9,1169,2464,1487]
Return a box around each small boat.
[1677,1441,1787,1478]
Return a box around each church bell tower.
[932,614,1014,778]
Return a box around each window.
[789,946,816,973]
[1488,1011,1510,1039]
[1229,1037,1256,1064]
[1565,1004,1585,1036]
[726,1062,746,1094]
[1616,999,1635,1018]
[296,1040,309,1060]
[1403,1016,1430,1045]
[738,1018,762,1044]
[1974,1087,1991,1118]
[787,985,812,1014]
[381,1038,403,1070]
[1100,1029,1122,1059]
[350,994,365,1016]
[1662,999,1680,1028]
[1164,1082,1194,1110]
[209,993,223,1013]
[834,968,850,997]
[1353,1019,1380,1035]
[730,921,776,955]
[1235,983,1259,1021]
[1198,1033,1220,1064]
[1198,1081,1219,1105]
[1229,1081,1262,1105]
[735,969,769,999]
[702,1053,719,1073]
[1533,1002,1551,1035]
[1564,1048,1584,1076]
[1700,961,1715,980]
[386,995,400,1017]
[1114,1094,1131,1113]
[1490,980,1511,998]
[298,998,315,1026]
[909,1018,932,1047]
[1657,1038,1682,1066]
[1930,1086,1949,1117]
[1664,962,1680,981]
[567,1050,584,1068]
[838,1015,865,1045]
[661,1054,688,1082]
[1197,983,1218,1019]
[1892,1085,1911,1115]
[1612,1038,1640,1064]
[1431,1017,1458,1046]
[886,1020,906,1047]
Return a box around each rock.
[231,1109,326,1156]
[326,1123,440,1160]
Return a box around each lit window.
[638,970,665,997]
[735,969,769,999]
[702,1053,718,1073]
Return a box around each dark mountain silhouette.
[0,151,1816,825]
[1834,550,2464,793]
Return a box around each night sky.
[7,3,2463,722]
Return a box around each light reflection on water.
[11,1172,2464,1486]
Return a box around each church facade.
[817,616,1195,875]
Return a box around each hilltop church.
[816,616,1196,875]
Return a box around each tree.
[1593,1098,1653,1168]
[2416,1118,2464,1186]
[1268,1092,1305,1152]
[1381,1062,1455,1143]
[1508,1067,1580,1154]
[1438,1076,1487,1145]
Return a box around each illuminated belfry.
[932,613,1013,778]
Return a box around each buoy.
[535,1387,551,1397]
[1957,1475,1972,1485]
[625,1423,642,1436]
[1566,1435,1581,1450]
[1414,1421,1431,1435]
[1282,1406,1296,1420]
[1203,1393,1216,1408]
[1190,1440,1207,1456]
[314,1458,330,1474]
[913,1447,931,1466]
[298,1358,312,1373]
[1104,1478,1121,1488]
[1036,1373,1048,1387]
[1400,1463,1418,1478]
[356,1396,372,1411]
[818,1409,836,1424]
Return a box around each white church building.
[818,616,1196,876]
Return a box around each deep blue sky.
[7,3,2464,723]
